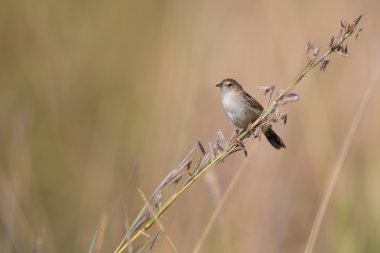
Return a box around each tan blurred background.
[1,0,379,252]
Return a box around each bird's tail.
[263,127,286,150]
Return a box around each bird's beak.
[216,83,222,87]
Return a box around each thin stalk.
[115,14,362,253]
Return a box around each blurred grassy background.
[0,0,379,252]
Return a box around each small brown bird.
[216,78,285,149]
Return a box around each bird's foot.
[234,129,248,157]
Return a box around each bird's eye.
[227,83,232,87]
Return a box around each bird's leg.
[247,125,263,143]
[234,129,248,157]
[233,129,242,144]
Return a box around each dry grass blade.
[192,151,251,253]
[33,228,45,253]
[119,202,133,253]
[133,232,161,253]
[304,70,374,253]
[123,143,198,244]
[88,214,108,253]
[137,189,179,253]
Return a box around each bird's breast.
[221,91,258,129]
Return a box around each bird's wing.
[243,92,264,112]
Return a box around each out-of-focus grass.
[0,0,379,252]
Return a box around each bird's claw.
[234,130,248,157]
